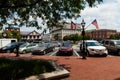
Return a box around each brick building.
[86,29,117,40]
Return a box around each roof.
[20,30,41,35]
[5,26,20,29]
[51,28,82,33]
[20,31,31,35]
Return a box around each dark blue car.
[0,42,25,53]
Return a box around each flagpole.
[85,23,91,30]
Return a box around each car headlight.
[40,49,44,52]
[2,47,7,50]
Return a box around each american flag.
[91,19,99,29]
[71,21,76,29]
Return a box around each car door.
[109,41,116,53]
[25,43,37,52]
[46,43,52,52]
[103,40,110,50]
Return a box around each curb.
[25,68,70,80]
[24,61,70,80]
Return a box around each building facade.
[86,29,117,40]
[50,22,82,40]
[51,29,81,40]
[20,30,41,42]
[5,26,20,33]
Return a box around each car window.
[105,41,109,45]
[115,41,120,45]
[27,43,37,47]
[110,41,115,46]
[86,42,101,46]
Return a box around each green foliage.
[0,33,3,38]
[109,34,120,39]
[63,34,81,41]
[54,33,59,40]
[0,57,55,80]
[63,33,90,41]
[63,35,70,41]
[0,0,103,29]
[2,30,22,41]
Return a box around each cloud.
[75,0,120,31]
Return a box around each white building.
[50,22,82,40]
[21,30,42,42]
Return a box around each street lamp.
[81,19,87,59]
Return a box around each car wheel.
[23,50,26,54]
[52,48,55,51]
[103,54,107,57]
[43,51,46,55]
[13,49,17,52]
[118,50,120,56]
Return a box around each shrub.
[0,57,55,80]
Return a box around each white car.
[80,40,108,57]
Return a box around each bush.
[0,57,55,80]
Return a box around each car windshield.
[38,44,45,47]
[5,42,17,47]
[62,42,71,47]
[86,42,101,46]
[20,43,28,48]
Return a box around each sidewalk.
[0,53,120,80]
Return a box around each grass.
[0,57,55,80]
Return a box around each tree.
[63,34,90,41]
[54,33,59,40]
[0,0,103,29]
[70,34,80,43]
[63,35,70,41]
[109,34,120,40]
[2,30,22,41]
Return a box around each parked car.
[20,43,38,54]
[18,42,30,53]
[0,42,25,53]
[101,39,120,55]
[32,43,55,55]
[80,40,108,57]
[58,41,73,56]
[51,41,62,47]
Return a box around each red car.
[58,41,73,56]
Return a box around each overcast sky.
[73,0,120,31]
[21,0,120,33]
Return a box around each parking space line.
[49,50,59,56]
[73,50,80,57]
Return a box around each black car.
[32,43,55,55]
[0,42,25,53]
